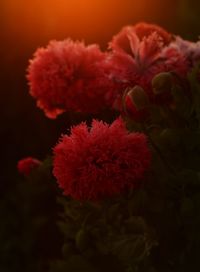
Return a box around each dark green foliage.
[0,157,62,272]
[4,76,199,272]
[2,44,200,272]
[48,65,200,271]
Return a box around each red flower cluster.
[108,22,189,108]
[27,39,113,118]
[17,157,41,176]
[27,22,194,119]
[53,118,151,201]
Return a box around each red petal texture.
[107,22,189,108]
[133,22,172,44]
[17,157,41,176]
[53,118,151,201]
[27,39,114,118]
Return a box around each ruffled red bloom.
[107,22,188,108]
[27,39,113,118]
[17,157,41,176]
[133,22,172,45]
[53,118,151,201]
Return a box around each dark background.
[1,0,200,191]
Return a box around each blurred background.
[1,0,200,191]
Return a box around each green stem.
[143,125,177,176]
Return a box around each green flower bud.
[75,229,90,251]
[127,86,149,110]
[152,72,173,94]
[124,86,150,122]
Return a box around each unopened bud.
[17,157,41,176]
[75,229,90,251]
[152,72,173,94]
[124,86,150,122]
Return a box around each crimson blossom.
[53,118,151,201]
[27,39,114,118]
[107,22,189,109]
[17,157,41,176]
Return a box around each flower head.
[27,39,113,118]
[174,36,200,67]
[107,22,188,108]
[133,22,172,45]
[17,157,41,176]
[53,118,151,201]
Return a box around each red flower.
[17,157,41,176]
[53,118,151,201]
[27,39,113,118]
[133,22,172,45]
[110,22,172,56]
[107,22,188,108]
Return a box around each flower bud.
[124,86,150,122]
[75,229,90,251]
[152,72,173,94]
[17,157,41,176]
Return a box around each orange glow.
[2,0,148,46]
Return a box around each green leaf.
[171,85,192,120]
[50,256,97,272]
[187,63,200,128]
[159,128,181,150]
[124,216,147,234]
[62,243,76,259]
[57,221,76,239]
[65,255,97,272]
[111,234,156,264]
[181,197,194,217]
[179,130,200,151]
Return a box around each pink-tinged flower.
[110,22,172,56]
[17,157,41,176]
[174,36,200,67]
[107,22,188,108]
[53,118,151,201]
[27,39,113,118]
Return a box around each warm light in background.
[2,0,159,48]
